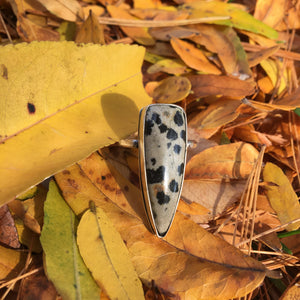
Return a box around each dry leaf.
[185,142,258,180]
[170,37,221,74]
[152,76,191,103]
[187,75,256,99]
[263,162,300,231]
[75,10,105,44]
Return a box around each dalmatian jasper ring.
[138,104,187,238]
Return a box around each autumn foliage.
[0,0,300,299]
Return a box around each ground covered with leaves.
[0,0,300,299]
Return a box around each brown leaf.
[75,10,105,44]
[185,142,259,180]
[187,74,256,99]
[17,15,59,42]
[189,24,252,79]
[0,205,20,248]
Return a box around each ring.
[138,104,187,237]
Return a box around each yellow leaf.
[0,42,151,205]
[0,245,26,281]
[153,76,191,103]
[77,204,144,300]
[40,180,100,300]
[183,1,278,39]
[263,162,300,231]
[260,58,288,94]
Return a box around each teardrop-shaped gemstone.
[138,104,187,237]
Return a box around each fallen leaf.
[0,205,20,248]
[260,58,288,94]
[183,1,278,39]
[254,0,286,29]
[263,162,300,231]
[75,10,105,44]
[247,45,280,67]
[187,75,256,99]
[171,37,221,74]
[36,0,84,22]
[17,15,60,42]
[189,24,252,79]
[107,5,155,45]
[181,178,246,217]
[77,204,144,300]
[185,142,259,180]
[0,42,151,205]
[0,244,26,281]
[152,76,191,103]
[40,180,100,299]
[188,98,241,129]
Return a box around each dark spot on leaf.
[85,131,88,134]
[27,102,36,114]
[101,176,106,180]
[156,191,170,204]
[1,64,8,80]
[124,185,129,192]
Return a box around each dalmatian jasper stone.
[139,104,187,237]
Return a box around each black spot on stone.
[167,142,171,149]
[174,111,183,126]
[173,144,181,154]
[145,120,154,135]
[167,128,178,140]
[151,113,161,124]
[178,163,184,176]
[156,191,170,204]
[180,130,186,141]
[169,179,179,192]
[150,158,156,165]
[159,123,168,133]
[27,102,36,114]
[146,166,165,184]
